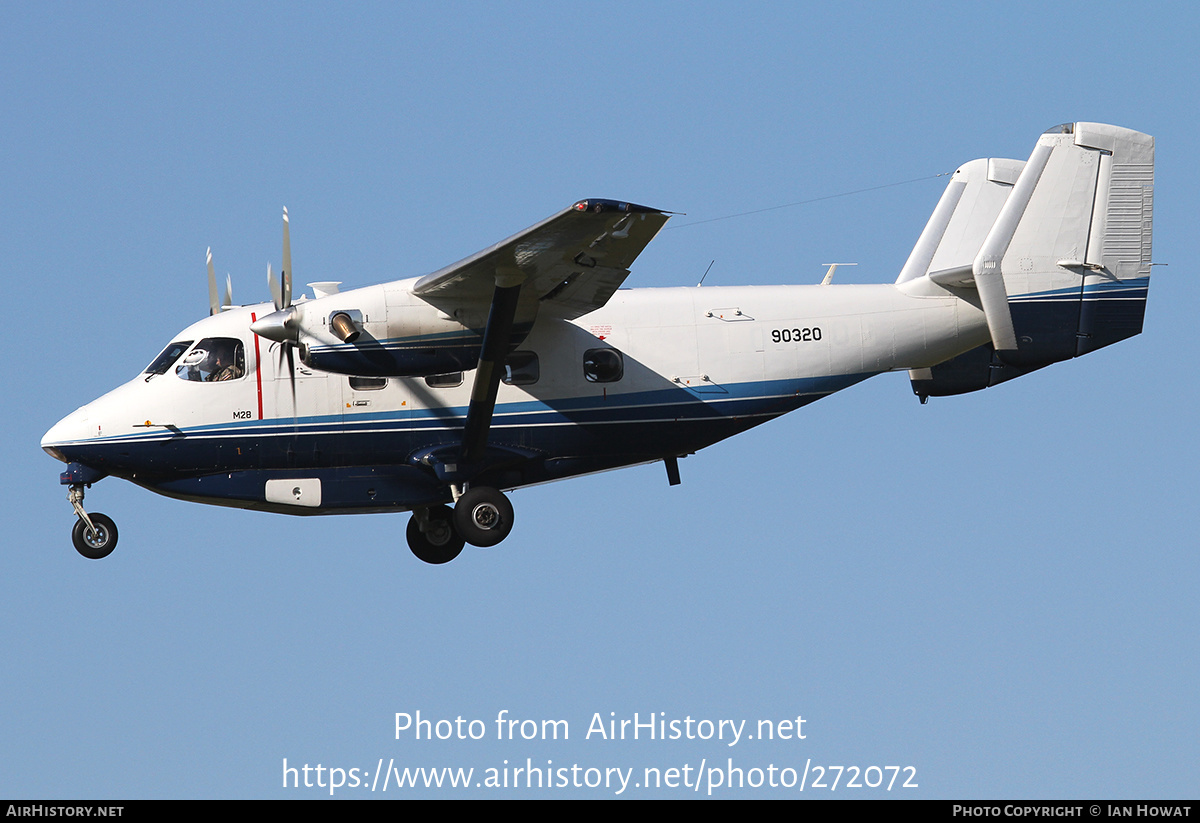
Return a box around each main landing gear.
[405,485,514,564]
[67,484,118,560]
[406,505,464,565]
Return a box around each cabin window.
[176,337,245,382]
[425,372,463,388]
[144,340,193,376]
[583,347,623,383]
[348,376,387,391]
[502,351,540,386]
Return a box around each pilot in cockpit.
[206,341,244,382]
[173,337,245,382]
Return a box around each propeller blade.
[268,262,281,311]
[224,274,233,309]
[281,207,292,310]
[284,342,297,421]
[207,248,219,316]
[270,341,298,427]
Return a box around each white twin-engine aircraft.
[42,122,1155,563]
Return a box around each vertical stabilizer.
[909,123,1154,400]
[972,122,1154,366]
[896,157,1024,285]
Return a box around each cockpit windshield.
[144,341,193,377]
[175,337,246,382]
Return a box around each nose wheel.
[72,513,118,559]
[66,484,118,559]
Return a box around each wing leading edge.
[412,199,670,320]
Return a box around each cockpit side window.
[145,341,193,377]
[176,338,246,382]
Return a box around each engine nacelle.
[257,279,536,378]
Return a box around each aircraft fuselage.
[42,277,986,515]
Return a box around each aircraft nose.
[41,405,93,461]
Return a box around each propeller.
[203,211,303,418]
[250,209,301,418]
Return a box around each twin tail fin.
[902,122,1154,399]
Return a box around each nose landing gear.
[67,484,118,559]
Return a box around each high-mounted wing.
[412,199,669,320]
[415,199,668,470]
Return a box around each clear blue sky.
[3,2,1197,798]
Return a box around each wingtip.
[572,198,665,215]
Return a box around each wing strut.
[459,269,525,466]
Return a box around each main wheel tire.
[71,513,118,560]
[453,486,514,548]
[406,505,465,565]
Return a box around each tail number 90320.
[771,327,823,344]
